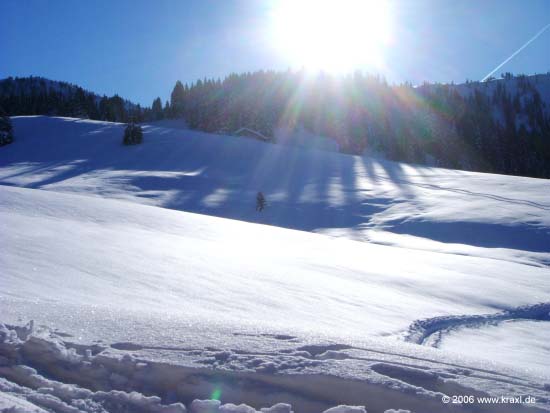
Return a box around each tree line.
[2,72,549,178]
[162,71,550,178]
[0,76,145,123]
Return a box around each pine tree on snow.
[123,120,143,145]
[170,81,186,118]
[152,97,163,120]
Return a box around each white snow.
[2,184,549,339]
[0,389,49,413]
[2,116,549,259]
[439,320,550,376]
[322,406,366,413]
[1,116,549,412]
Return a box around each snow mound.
[0,324,400,413]
[4,322,545,413]
[322,406,366,413]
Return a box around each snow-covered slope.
[1,116,549,260]
[2,184,549,412]
[3,183,549,341]
[1,116,550,412]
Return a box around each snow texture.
[1,116,550,412]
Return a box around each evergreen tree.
[152,97,164,120]
[123,121,143,145]
[170,81,185,118]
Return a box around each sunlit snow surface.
[1,117,550,412]
[439,320,550,377]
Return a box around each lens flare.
[210,388,222,400]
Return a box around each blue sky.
[1,0,549,106]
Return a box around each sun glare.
[271,0,392,73]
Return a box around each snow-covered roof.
[233,127,271,142]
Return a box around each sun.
[271,0,392,73]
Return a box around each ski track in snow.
[405,303,550,347]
